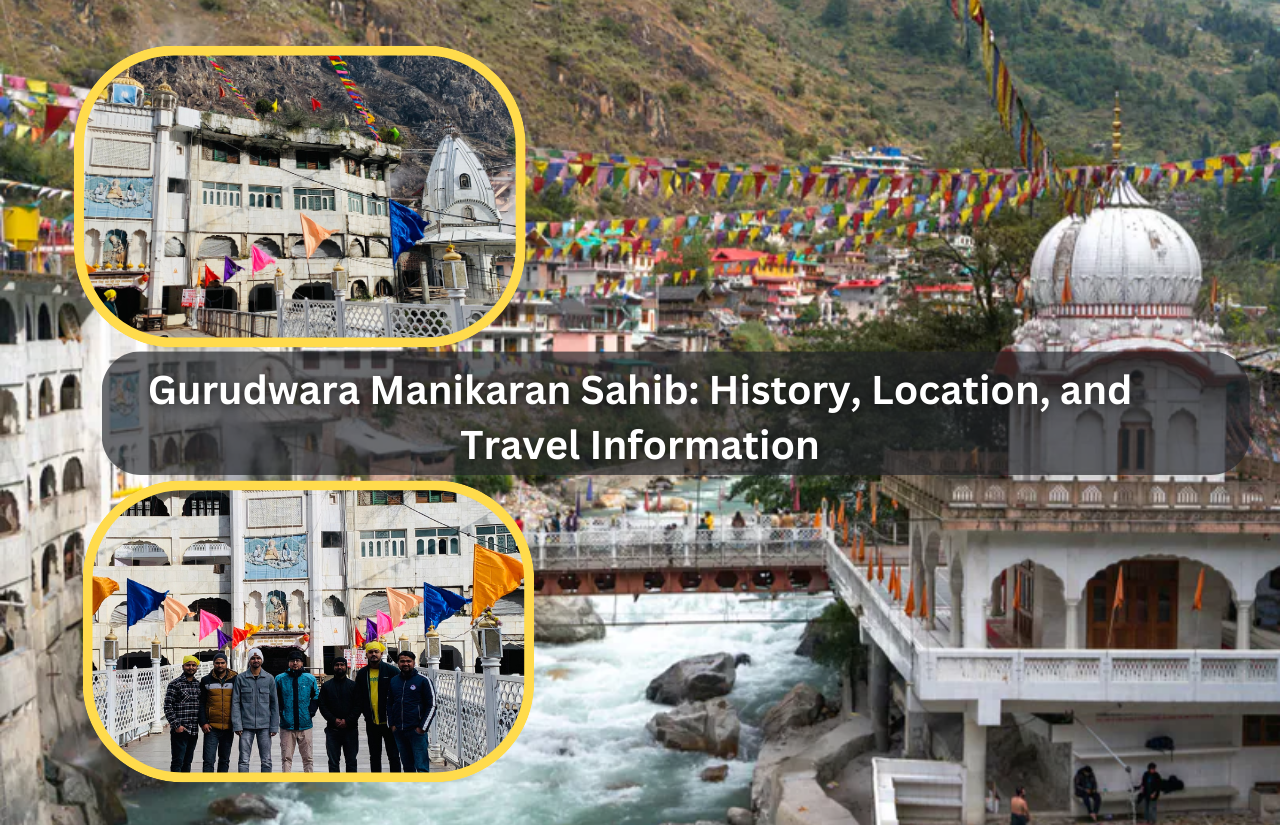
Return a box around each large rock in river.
[646,652,736,704]
[761,683,826,741]
[207,794,279,823]
[646,698,741,758]
[534,596,605,644]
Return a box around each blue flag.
[389,200,428,266]
[422,582,470,632]
[126,579,167,627]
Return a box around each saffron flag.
[162,595,193,634]
[251,244,276,274]
[376,610,394,637]
[198,609,222,640]
[245,622,261,637]
[473,545,525,617]
[905,579,916,617]
[91,577,119,614]
[126,579,167,627]
[299,213,333,258]
[232,626,248,648]
[1193,567,1205,612]
[386,586,424,630]
[216,627,231,649]
[1012,572,1022,611]
[423,582,470,631]
[920,582,930,620]
[877,548,885,582]
[218,85,226,98]
[222,255,243,283]
[1113,567,1126,611]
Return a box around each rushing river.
[124,478,837,824]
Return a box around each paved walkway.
[122,725,451,774]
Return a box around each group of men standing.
[162,640,437,773]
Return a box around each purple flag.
[223,255,244,283]
[366,617,379,641]
[216,627,231,649]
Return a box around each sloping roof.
[335,419,451,458]
[657,286,709,302]
[712,248,767,262]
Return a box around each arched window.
[290,238,342,258]
[375,278,393,297]
[183,491,230,516]
[62,458,83,492]
[112,541,168,566]
[350,280,369,299]
[60,376,80,410]
[39,465,56,501]
[458,173,471,189]
[162,437,180,466]
[348,238,366,257]
[24,304,32,341]
[196,236,238,258]
[462,206,475,221]
[252,238,282,258]
[63,533,84,581]
[358,591,389,617]
[36,305,52,340]
[41,544,58,594]
[84,228,102,267]
[38,379,54,416]
[323,595,346,617]
[164,236,186,257]
[124,495,169,517]
[0,490,19,534]
[248,284,276,313]
[184,432,219,464]
[0,300,14,344]
[58,304,80,339]
[186,597,231,622]
[0,390,18,435]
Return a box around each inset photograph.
[76,49,521,344]
[85,483,530,780]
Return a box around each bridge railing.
[92,661,214,744]
[532,525,828,569]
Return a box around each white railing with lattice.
[390,305,453,338]
[94,662,214,745]
[457,671,489,767]
[427,668,460,767]
[493,674,524,745]
[206,298,502,338]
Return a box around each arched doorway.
[96,287,145,326]
[184,432,219,464]
[374,278,393,297]
[204,285,238,310]
[1085,559,1181,649]
[248,284,275,313]
[292,283,335,301]
[350,280,369,299]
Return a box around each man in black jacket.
[353,641,400,772]
[1138,763,1162,824]
[319,658,360,771]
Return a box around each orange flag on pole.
[865,544,874,579]
[1012,572,1022,612]
[889,561,900,600]
[837,500,846,525]
[920,581,930,620]
[1193,567,1205,611]
[855,491,863,513]
[877,547,885,582]
[904,579,916,617]
[232,627,248,648]
[91,576,119,614]
[1113,567,1125,612]
[473,544,525,617]
[162,595,193,634]
[299,213,333,258]
[386,586,425,630]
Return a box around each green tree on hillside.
[820,0,849,28]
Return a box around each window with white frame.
[249,185,282,208]
[294,188,336,211]
[415,527,459,555]
[202,182,242,207]
[360,529,406,557]
[347,192,364,213]
[476,524,516,553]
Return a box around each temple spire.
[1112,90,1123,163]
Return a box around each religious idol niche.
[244,533,307,580]
[266,590,288,626]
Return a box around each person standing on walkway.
[1010,787,1031,825]
[319,657,360,772]
[163,656,202,772]
[355,641,400,772]
[1138,763,1162,824]
[197,652,237,772]
[231,648,278,772]
[387,649,436,773]
[276,649,319,772]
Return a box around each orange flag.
[842,521,849,547]
[857,532,865,561]
[162,595,194,635]
[1061,269,1073,303]
[91,576,119,614]
[299,213,333,258]
[1113,567,1125,612]
[889,561,899,600]
[1193,567,1205,612]
[920,581,930,620]
[904,579,916,617]
[1012,572,1022,612]
[814,510,823,530]
[865,544,874,579]
[473,544,525,617]
[386,586,425,630]
[876,548,885,582]
[837,500,846,525]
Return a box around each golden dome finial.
[1112,90,1123,163]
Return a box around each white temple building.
[845,152,1279,822]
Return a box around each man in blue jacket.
[275,649,320,772]
[388,649,436,772]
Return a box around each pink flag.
[250,244,277,274]
[198,609,221,641]
[376,610,394,637]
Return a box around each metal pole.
[481,656,500,753]
[453,667,465,766]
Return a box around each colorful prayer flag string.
[326,56,381,141]
[204,57,259,120]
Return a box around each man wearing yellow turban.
[355,639,400,771]
[164,655,203,772]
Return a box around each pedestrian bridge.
[529,523,832,595]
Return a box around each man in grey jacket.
[231,648,279,771]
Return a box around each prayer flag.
[905,579,916,617]
[42,105,71,140]
[386,586,423,630]
[423,582,471,632]
[203,263,219,286]
[198,609,222,640]
[216,627,231,649]
[162,595,193,634]
[366,617,378,642]
[222,255,243,283]
[473,545,525,617]
[1193,567,1205,612]
[1113,567,1125,611]
[126,579,167,627]
[376,610,394,637]
[389,200,428,265]
[310,96,321,111]
[232,626,248,648]
[299,213,333,258]
[91,577,119,614]
[250,244,276,274]
[354,624,365,649]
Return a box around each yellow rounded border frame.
[74,46,526,348]
[80,479,535,782]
